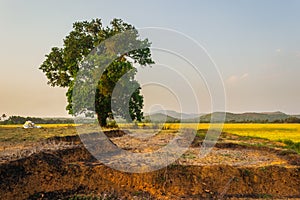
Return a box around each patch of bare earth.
[0,129,299,199]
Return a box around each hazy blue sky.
[1,0,300,117]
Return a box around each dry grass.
[0,124,78,128]
[0,124,78,142]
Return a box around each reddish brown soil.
[0,130,300,199]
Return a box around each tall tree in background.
[39,19,154,126]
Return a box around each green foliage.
[106,119,118,128]
[283,139,300,153]
[39,18,154,126]
[196,129,207,140]
[274,117,300,123]
[199,112,300,123]
[0,113,6,121]
[283,139,294,146]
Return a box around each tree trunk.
[97,114,107,127]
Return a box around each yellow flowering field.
[118,123,300,142]
[156,123,300,142]
[220,123,300,142]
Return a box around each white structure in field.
[23,121,41,129]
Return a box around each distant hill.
[144,111,299,123]
[143,113,179,123]
[145,110,203,120]
[199,111,290,123]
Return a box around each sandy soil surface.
[0,129,299,199]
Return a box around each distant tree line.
[144,118,300,123]
[206,117,300,124]
[179,117,300,124]
[272,117,300,123]
[143,119,180,123]
[0,115,74,125]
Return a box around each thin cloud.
[226,73,249,84]
[240,73,249,79]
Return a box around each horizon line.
[2,110,300,118]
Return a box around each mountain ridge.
[144,111,300,123]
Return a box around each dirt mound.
[215,142,300,166]
[1,129,300,199]
[0,145,300,200]
[0,130,128,164]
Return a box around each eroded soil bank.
[0,148,299,199]
[0,130,300,199]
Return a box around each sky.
[0,0,300,117]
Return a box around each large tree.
[39,19,154,126]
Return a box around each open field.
[0,125,78,142]
[0,124,78,128]
[1,123,300,143]
[1,123,300,155]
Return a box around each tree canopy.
[39,18,154,126]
